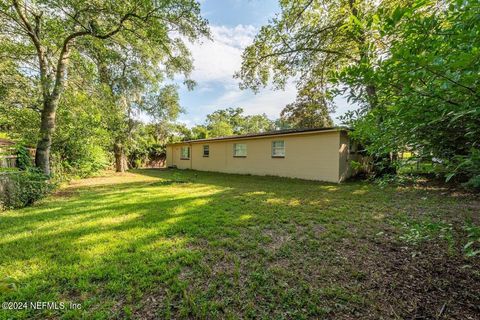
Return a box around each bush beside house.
[0,139,53,210]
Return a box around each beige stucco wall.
[167,131,352,182]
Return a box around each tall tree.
[91,42,186,172]
[0,0,208,175]
[203,107,274,137]
[236,0,409,173]
[242,114,275,133]
[236,0,405,118]
[205,107,245,135]
[280,82,334,128]
[344,0,480,183]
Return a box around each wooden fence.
[0,146,17,167]
[0,155,17,168]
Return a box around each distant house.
[0,139,36,168]
[0,138,17,168]
[166,127,361,183]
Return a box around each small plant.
[463,223,480,258]
[350,160,362,171]
[462,175,480,190]
[398,220,453,248]
[374,173,418,188]
[444,148,480,190]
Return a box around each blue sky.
[177,0,356,127]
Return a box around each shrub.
[14,145,33,170]
[50,144,110,181]
[0,169,55,210]
[463,175,480,190]
[463,223,480,258]
[444,148,480,190]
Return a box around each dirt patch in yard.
[52,189,79,198]
[340,237,480,319]
[262,228,292,252]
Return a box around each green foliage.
[341,0,480,186]
[279,80,334,128]
[14,145,32,170]
[207,120,234,138]
[463,223,480,258]
[188,107,275,139]
[463,175,480,190]
[0,169,54,210]
[206,107,248,135]
[126,123,166,168]
[280,99,333,129]
[239,0,479,186]
[50,85,112,178]
[190,125,209,139]
[374,173,419,188]
[398,219,454,253]
[0,61,40,144]
[242,114,275,133]
[448,148,480,189]
[0,0,209,174]
[0,277,18,294]
[236,0,387,125]
[349,160,363,172]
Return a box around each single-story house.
[166,127,361,183]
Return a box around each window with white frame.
[271,140,285,157]
[233,143,247,157]
[203,145,209,157]
[180,146,190,159]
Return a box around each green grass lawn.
[0,169,479,319]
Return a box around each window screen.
[181,146,190,159]
[272,140,285,157]
[233,143,247,157]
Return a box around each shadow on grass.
[0,169,477,319]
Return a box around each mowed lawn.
[0,169,479,319]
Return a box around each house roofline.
[167,127,349,146]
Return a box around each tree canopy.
[238,0,480,186]
[188,107,275,140]
[344,0,480,184]
[0,0,209,174]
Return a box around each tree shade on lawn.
[0,170,478,319]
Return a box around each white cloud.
[183,23,357,126]
[212,81,298,118]
[187,24,257,84]
[184,24,298,122]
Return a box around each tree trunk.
[35,98,58,176]
[114,142,128,172]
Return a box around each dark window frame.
[203,145,210,157]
